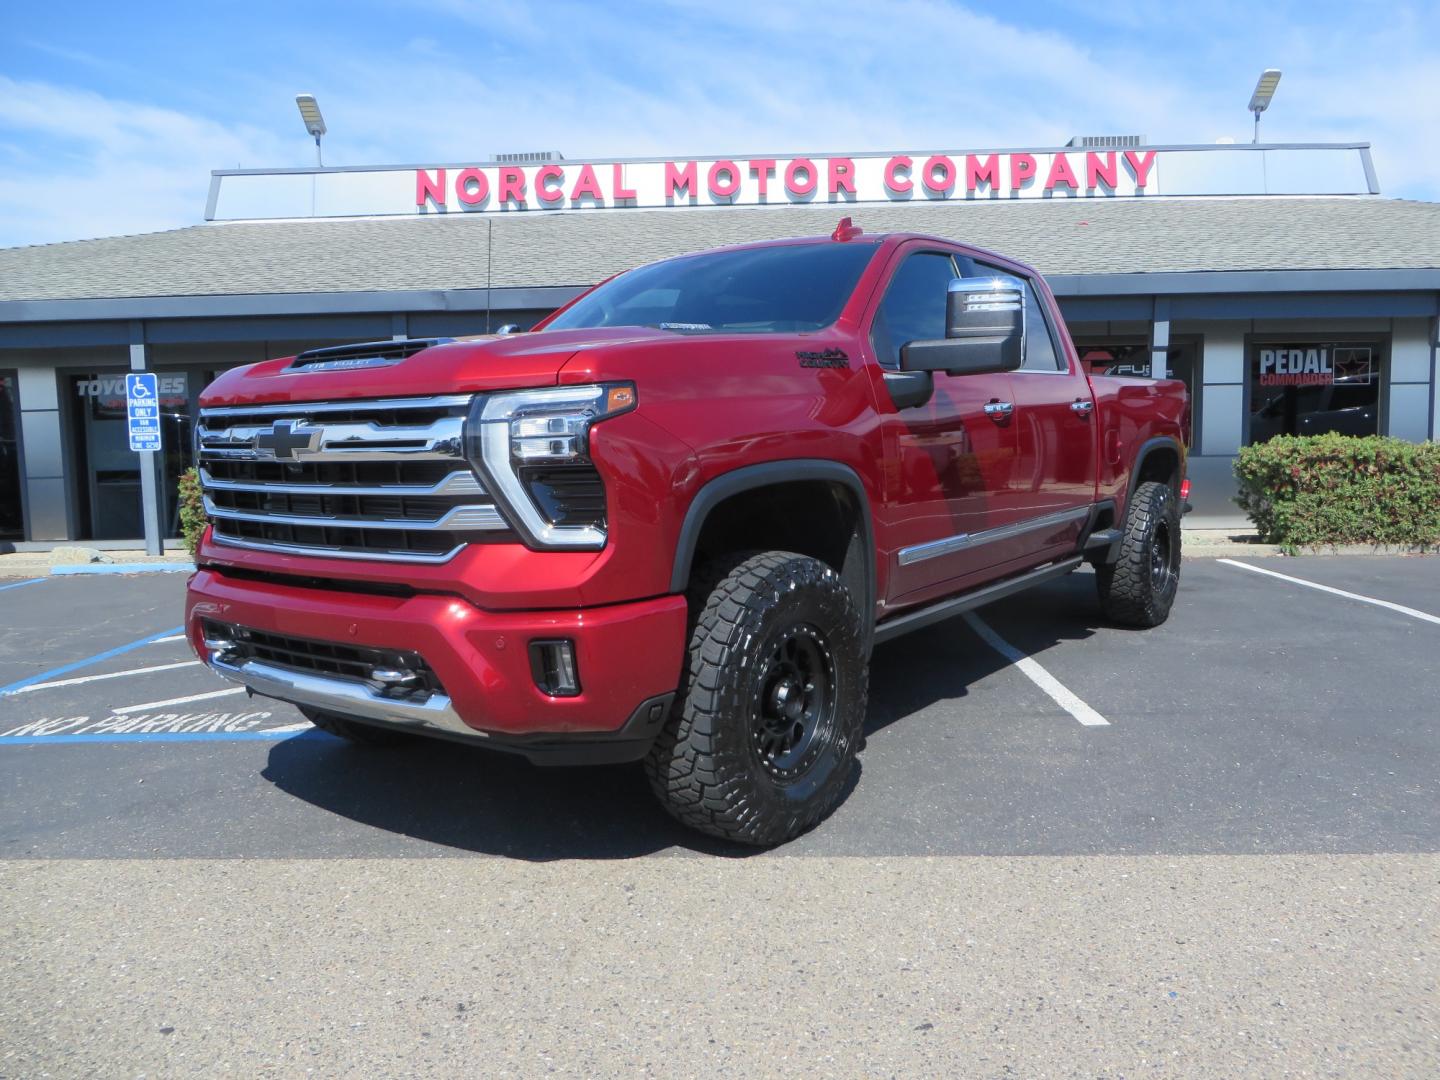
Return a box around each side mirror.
[496,323,521,335]
[900,278,1025,376]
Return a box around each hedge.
[178,466,207,557]
[1233,434,1440,549]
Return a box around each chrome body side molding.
[897,505,1092,566]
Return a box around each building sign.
[1257,346,1375,387]
[414,150,1159,212]
[76,374,189,414]
[207,144,1378,221]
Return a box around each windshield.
[544,242,878,335]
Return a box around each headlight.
[465,383,636,549]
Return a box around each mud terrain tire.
[1096,479,1181,627]
[645,551,867,846]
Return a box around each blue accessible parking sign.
[125,373,163,452]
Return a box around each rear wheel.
[644,551,867,846]
[300,707,414,746]
[1096,479,1181,627]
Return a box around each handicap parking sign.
[125,373,163,452]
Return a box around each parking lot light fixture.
[1248,69,1282,143]
[295,93,327,166]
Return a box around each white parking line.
[9,660,201,695]
[151,634,188,644]
[112,687,247,714]
[1217,559,1440,626]
[962,611,1110,727]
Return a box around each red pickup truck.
[187,222,1188,845]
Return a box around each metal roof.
[1,196,1437,304]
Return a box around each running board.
[1083,527,1124,564]
[873,557,1083,645]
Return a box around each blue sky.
[2,0,1436,248]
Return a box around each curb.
[49,563,194,576]
[1184,547,1280,559]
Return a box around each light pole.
[1248,69,1282,144]
[295,94,327,166]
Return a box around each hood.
[198,327,680,407]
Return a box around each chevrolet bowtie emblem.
[254,420,320,460]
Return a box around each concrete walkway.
[0,547,193,578]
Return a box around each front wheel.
[1096,479,1182,627]
[644,551,868,846]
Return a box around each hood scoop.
[286,337,454,373]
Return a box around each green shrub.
[1233,434,1440,550]
[178,467,208,558]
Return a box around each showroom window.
[1072,339,1199,444]
[1247,340,1382,443]
[66,369,210,540]
[1,371,22,541]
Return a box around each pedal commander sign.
[206,145,1376,220]
[1256,346,1376,387]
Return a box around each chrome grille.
[197,395,512,563]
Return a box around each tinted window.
[1017,281,1064,371]
[1247,341,1381,443]
[544,243,877,335]
[871,252,956,368]
[972,262,1064,373]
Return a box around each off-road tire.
[301,707,414,746]
[644,551,867,846]
[1096,479,1181,627]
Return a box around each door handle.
[983,400,1014,421]
[1070,399,1095,417]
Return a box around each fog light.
[529,640,580,697]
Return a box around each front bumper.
[186,567,688,764]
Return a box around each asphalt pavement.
[1,556,1437,1076]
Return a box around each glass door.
[0,371,22,541]
[67,370,194,540]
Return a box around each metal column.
[129,330,164,555]
[1150,298,1171,379]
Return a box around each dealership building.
[0,140,1437,547]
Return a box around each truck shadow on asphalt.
[260,574,1108,860]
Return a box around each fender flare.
[668,459,877,622]
[1125,436,1186,512]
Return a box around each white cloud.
[0,76,288,247]
[2,1,1436,248]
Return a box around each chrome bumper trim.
[208,655,485,741]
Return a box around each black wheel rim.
[1150,520,1175,593]
[750,623,837,782]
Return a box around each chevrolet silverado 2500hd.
[187,222,1189,845]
